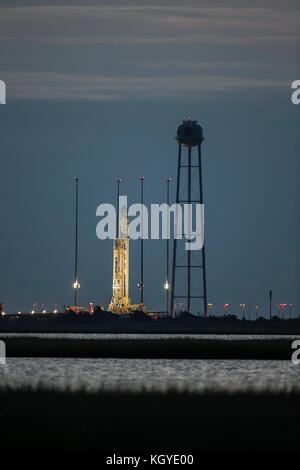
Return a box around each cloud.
[3,71,289,101]
[0,5,299,46]
[0,2,298,100]
[2,34,299,47]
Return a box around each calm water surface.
[0,333,298,340]
[1,334,298,393]
[0,358,299,393]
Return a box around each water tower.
[170,118,208,317]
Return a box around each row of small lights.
[221,303,294,309]
[30,309,58,315]
[0,310,59,316]
[0,309,59,316]
[1,297,293,316]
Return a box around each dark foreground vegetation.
[1,337,296,359]
[0,388,299,450]
[1,311,300,334]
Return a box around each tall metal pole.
[187,147,192,313]
[269,290,273,320]
[74,177,79,307]
[198,144,208,318]
[140,177,144,305]
[171,144,182,318]
[166,178,171,315]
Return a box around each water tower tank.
[176,118,204,147]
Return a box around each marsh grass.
[1,337,295,359]
[0,387,299,450]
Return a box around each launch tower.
[108,181,130,313]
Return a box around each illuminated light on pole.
[73,177,80,307]
[73,280,81,290]
[289,303,293,320]
[89,303,95,315]
[240,303,246,319]
[279,303,287,320]
[208,303,213,316]
[165,177,171,315]
[223,303,230,315]
[240,304,247,319]
[73,281,81,309]
[140,176,145,306]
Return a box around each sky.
[0,0,299,315]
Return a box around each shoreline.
[1,315,300,335]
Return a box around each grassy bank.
[0,388,299,450]
[1,337,296,359]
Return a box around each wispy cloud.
[2,34,299,46]
[0,2,298,101]
[0,5,299,45]
[3,71,289,101]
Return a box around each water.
[1,334,298,394]
[0,358,299,393]
[0,333,298,340]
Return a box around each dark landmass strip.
[1,312,300,335]
[0,388,299,450]
[1,337,297,359]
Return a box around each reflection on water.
[0,333,298,340]
[0,359,299,393]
